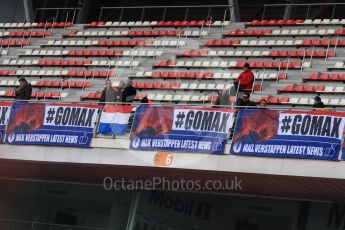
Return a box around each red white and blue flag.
[98,105,134,135]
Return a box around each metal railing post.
[119,8,124,22]
[98,8,103,22]
[325,36,331,60]
[306,5,310,19]
[141,8,145,22]
[333,35,339,56]
[71,8,77,24]
[301,46,312,71]
[162,7,167,21]
[309,46,315,65]
[184,7,189,21]
[64,10,70,29]
[284,56,290,81]
[276,57,288,83]
[261,5,266,20]
[222,9,227,30]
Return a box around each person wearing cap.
[122,80,137,104]
[14,77,32,100]
[313,96,325,108]
[234,63,254,92]
[236,92,256,107]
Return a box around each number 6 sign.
[154,152,174,167]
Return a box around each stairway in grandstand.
[0,19,345,107]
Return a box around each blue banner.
[6,102,99,147]
[231,109,345,161]
[130,106,236,154]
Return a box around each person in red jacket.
[234,63,254,91]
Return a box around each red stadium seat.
[280,85,294,93]
[269,97,280,104]
[52,92,60,98]
[319,73,329,80]
[153,82,162,88]
[280,97,289,103]
[304,85,314,92]
[330,74,339,81]
[52,80,61,87]
[315,85,325,91]
[309,73,319,80]
[161,72,169,78]
[145,82,154,89]
[169,72,177,78]
[152,71,161,78]
[45,92,52,98]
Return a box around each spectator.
[122,80,137,104]
[15,78,32,100]
[215,88,231,106]
[140,93,149,104]
[234,63,254,92]
[114,86,122,102]
[100,79,116,103]
[236,92,256,107]
[259,99,268,107]
[313,96,325,108]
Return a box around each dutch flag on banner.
[98,105,134,135]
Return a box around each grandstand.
[1,1,345,230]
[0,16,345,106]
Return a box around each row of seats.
[270,50,334,58]
[134,71,286,80]
[45,39,185,47]
[245,19,304,26]
[223,28,336,37]
[303,73,345,82]
[331,62,345,69]
[259,96,289,104]
[66,70,116,77]
[23,49,163,57]
[153,60,309,69]
[0,90,66,99]
[1,59,140,67]
[86,20,228,28]
[259,96,345,106]
[0,22,72,28]
[0,69,116,78]
[277,84,325,93]
[68,30,208,37]
[132,81,230,91]
[0,80,92,88]
[204,39,345,47]
[176,49,333,58]
[133,81,180,89]
[0,31,52,37]
[246,19,345,26]
[81,91,212,102]
[0,40,30,46]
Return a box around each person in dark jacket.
[15,78,32,100]
[140,93,149,104]
[313,96,325,108]
[122,80,137,104]
[236,92,256,107]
